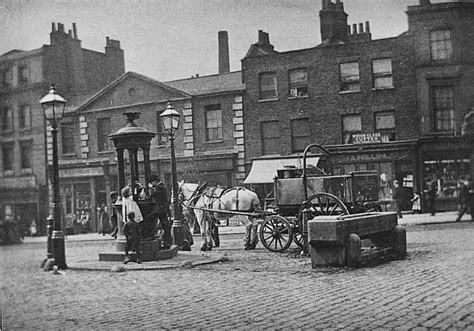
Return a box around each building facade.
[0,23,124,234]
[241,0,474,212]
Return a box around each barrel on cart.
[259,143,388,252]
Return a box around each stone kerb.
[308,212,406,268]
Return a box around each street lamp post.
[160,102,185,247]
[40,84,68,270]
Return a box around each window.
[375,111,396,142]
[97,118,111,152]
[259,72,278,100]
[2,143,14,173]
[61,122,75,154]
[430,30,452,61]
[20,141,32,170]
[432,86,454,132]
[18,66,28,86]
[205,104,223,141]
[2,107,13,132]
[1,69,11,88]
[291,118,310,152]
[18,104,31,129]
[289,68,308,97]
[339,62,360,92]
[372,59,393,89]
[261,121,280,155]
[342,114,361,144]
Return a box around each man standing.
[146,175,172,249]
[424,175,437,216]
[393,180,403,218]
[456,176,474,222]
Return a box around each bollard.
[345,233,362,267]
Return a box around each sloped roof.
[76,71,191,112]
[165,71,244,96]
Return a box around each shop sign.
[59,167,103,178]
[352,133,391,144]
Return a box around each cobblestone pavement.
[1,221,473,330]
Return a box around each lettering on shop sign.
[59,167,103,178]
[346,153,388,162]
[352,133,391,144]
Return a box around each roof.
[165,71,244,96]
[76,71,191,112]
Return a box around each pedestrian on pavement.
[455,176,474,222]
[97,203,109,236]
[109,191,119,239]
[393,180,403,218]
[411,191,421,214]
[145,175,174,249]
[123,211,141,264]
[424,175,437,216]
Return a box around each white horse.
[178,181,261,251]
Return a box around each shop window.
[424,158,470,200]
[205,104,223,141]
[288,68,308,98]
[97,117,111,152]
[2,106,13,132]
[61,122,75,155]
[372,58,393,89]
[155,112,167,146]
[18,66,28,86]
[430,30,452,62]
[291,118,310,152]
[259,72,278,100]
[432,86,454,132]
[19,104,31,130]
[261,121,280,155]
[20,140,32,170]
[2,143,14,174]
[375,111,396,142]
[342,114,361,144]
[339,62,360,92]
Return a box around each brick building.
[241,0,474,212]
[55,32,246,233]
[0,23,124,234]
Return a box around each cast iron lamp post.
[160,102,185,247]
[40,84,67,270]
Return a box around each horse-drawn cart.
[259,143,387,253]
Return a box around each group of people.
[120,175,191,264]
[392,176,474,221]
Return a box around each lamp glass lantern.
[40,84,67,124]
[160,102,181,132]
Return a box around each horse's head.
[177,181,199,202]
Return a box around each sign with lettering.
[352,133,391,144]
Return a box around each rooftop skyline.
[1,0,462,82]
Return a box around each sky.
[0,0,462,82]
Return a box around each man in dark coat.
[456,176,474,222]
[393,180,403,218]
[425,176,437,216]
[146,175,172,249]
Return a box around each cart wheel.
[298,192,350,220]
[292,220,304,248]
[259,215,293,253]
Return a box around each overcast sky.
[0,0,463,82]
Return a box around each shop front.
[418,136,471,212]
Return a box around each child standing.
[123,211,141,264]
[411,192,421,214]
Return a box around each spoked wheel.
[259,215,294,253]
[292,220,304,248]
[297,192,350,220]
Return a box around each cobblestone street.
[1,218,473,329]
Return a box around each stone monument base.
[99,238,178,262]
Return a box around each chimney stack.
[319,0,348,44]
[218,31,230,74]
[73,23,78,39]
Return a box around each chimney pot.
[359,23,364,34]
[352,23,357,34]
[73,23,78,39]
[365,21,370,34]
[52,22,56,32]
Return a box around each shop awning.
[243,156,320,184]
